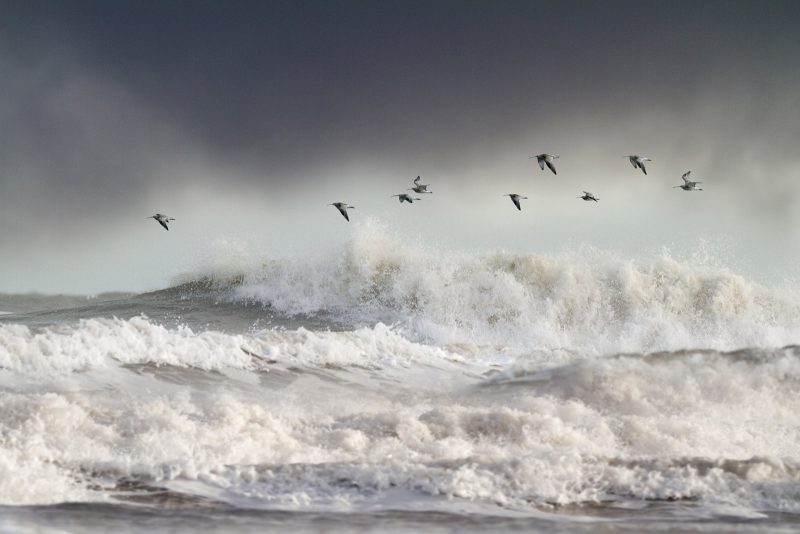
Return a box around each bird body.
[147,213,175,231]
[674,171,703,191]
[529,154,559,175]
[626,155,652,175]
[330,202,355,221]
[578,191,599,202]
[393,193,421,203]
[409,176,432,194]
[505,193,528,211]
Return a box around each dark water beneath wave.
[4,502,800,533]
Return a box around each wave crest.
[173,222,800,354]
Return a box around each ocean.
[1,225,799,532]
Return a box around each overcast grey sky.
[1,0,799,293]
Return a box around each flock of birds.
[146,154,703,230]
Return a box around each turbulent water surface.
[2,226,800,532]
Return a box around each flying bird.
[393,193,421,204]
[578,191,599,202]
[329,202,355,221]
[408,176,432,194]
[674,171,703,191]
[504,194,528,211]
[147,213,175,231]
[626,155,651,175]
[529,154,559,175]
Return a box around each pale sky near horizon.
[1,1,799,294]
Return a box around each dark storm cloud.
[6,1,800,163]
[1,0,799,250]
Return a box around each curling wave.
[172,222,800,354]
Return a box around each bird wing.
[629,157,638,169]
[339,207,350,221]
[538,158,545,170]
[512,197,521,210]
[639,161,647,175]
[545,160,557,175]
[158,219,169,231]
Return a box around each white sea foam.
[3,224,800,517]
[173,221,800,355]
[0,316,799,514]
[0,317,458,376]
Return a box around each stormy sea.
[2,224,799,533]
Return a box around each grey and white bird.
[329,202,355,221]
[504,193,528,211]
[626,155,652,175]
[577,191,599,202]
[529,154,559,175]
[674,171,703,191]
[408,176,433,194]
[393,193,421,204]
[147,213,175,231]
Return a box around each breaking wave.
[0,315,799,515]
[172,221,800,354]
[3,221,800,523]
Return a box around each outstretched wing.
[339,207,350,221]
[546,160,557,175]
[512,197,521,210]
[639,161,647,175]
[158,219,169,231]
[538,158,545,170]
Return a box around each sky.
[1,0,799,294]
